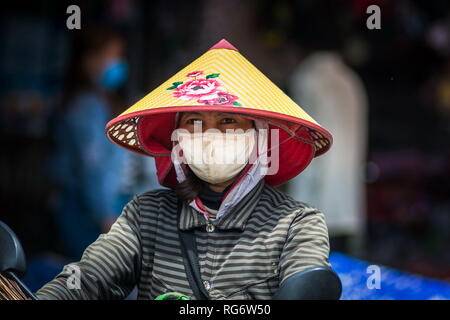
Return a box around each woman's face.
[177,111,255,191]
[84,37,125,80]
[178,111,254,132]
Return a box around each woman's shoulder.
[259,185,328,233]
[261,184,322,215]
[123,188,177,222]
[135,188,177,203]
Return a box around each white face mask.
[176,129,256,184]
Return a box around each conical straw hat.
[106,39,332,187]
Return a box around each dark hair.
[175,167,205,203]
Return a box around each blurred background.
[0,0,449,299]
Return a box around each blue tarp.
[330,252,450,300]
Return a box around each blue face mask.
[99,60,128,90]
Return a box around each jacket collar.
[179,179,265,231]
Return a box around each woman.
[49,27,130,260]
[37,39,333,300]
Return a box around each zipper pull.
[206,221,215,233]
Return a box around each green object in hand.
[155,292,190,300]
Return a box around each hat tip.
[209,39,239,51]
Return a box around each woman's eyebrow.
[217,112,235,117]
[182,112,202,117]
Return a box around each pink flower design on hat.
[198,91,239,105]
[186,71,204,78]
[166,71,243,106]
[171,78,223,101]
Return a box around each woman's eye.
[220,118,237,124]
[186,119,202,125]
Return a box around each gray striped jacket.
[36,181,330,300]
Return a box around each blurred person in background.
[286,12,369,256]
[49,26,132,260]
